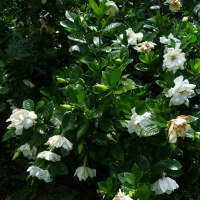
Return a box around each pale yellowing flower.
[167,115,190,143]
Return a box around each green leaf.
[145,98,156,114]
[188,115,198,123]
[65,11,75,22]
[166,159,182,171]
[124,172,135,186]
[139,54,147,64]
[131,163,143,185]
[99,120,115,132]
[110,144,124,160]
[140,124,160,137]
[0,60,5,67]
[164,71,175,87]
[137,183,150,200]
[43,101,54,121]
[156,80,167,88]
[110,68,122,88]
[103,23,121,32]
[91,133,109,146]
[77,122,90,140]
[67,34,86,43]
[60,21,77,30]
[0,87,9,94]
[120,46,129,60]
[62,112,77,132]
[149,116,167,127]
[53,162,68,176]
[35,101,45,114]
[2,130,15,142]
[89,0,100,15]
[23,99,34,111]
[135,155,150,171]
[134,63,149,71]
[106,177,113,193]
[189,34,197,43]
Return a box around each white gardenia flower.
[163,43,186,73]
[126,28,137,45]
[45,135,73,151]
[6,109,37,135]
[136,41,156,53]
[27,166,52,183]
[167,115,190,143]
[105,1,119,16]
[23,79,35,88]
[151,177,179,195]
[113,189,133,200]
[122,108,151,136]
[74,166,96,181]
[37,151,61,162]
[69,45,80,53]
[18,143,37,160]
[135,32,143,42]
[160,33,180,45]
[167,76,196,106]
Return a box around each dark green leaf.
[43,101,54,121]
[140,124,160,137]
[149,116,167,127]
[62,112,77,132]
[124,172,135,186]
[35,101,45,114]
[77,122,90,140]
[2,130,15,142]
[103,23,121,32]
[23,99,34,111]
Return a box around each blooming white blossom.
[121,108,151,136]
[135,41,156,53]
[118,28,137,46]
[45,135,73,151]
[105,1,119,16]
[37,151,61,162]
[167,76,196,106]
[18,143,37,160]
[69,45,80,53]
[163,43,186,73]
[135,32,143,42]
[27,166,52,183]
[167,115,190,143]
[74,166,96,181]
[23,79,35,88]
[151,177,179,195]
[113,189,133,200]
[160,33,180,45]
[6,109,37,135]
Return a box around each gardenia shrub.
[1,0,200,199]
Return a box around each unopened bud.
[94,84,108,91]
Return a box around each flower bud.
[182,16,189,22]
[56,77,67,83]
[60,104,73,110]
[12,151,21,160]
[94,84,108,91]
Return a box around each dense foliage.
[1,0,200,199]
